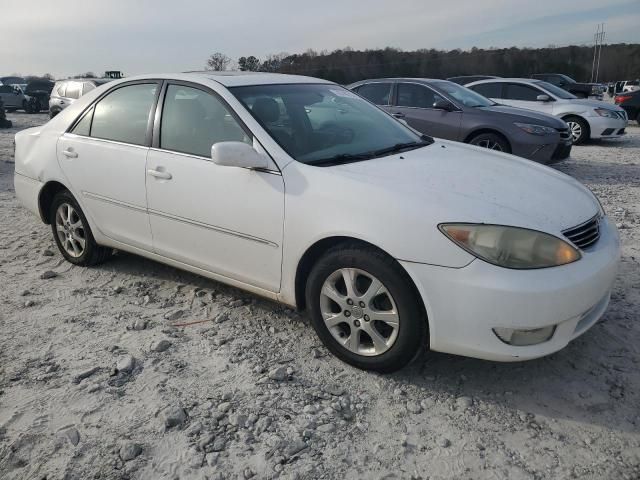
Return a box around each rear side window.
[91,83,157,146]
[396,83,442,108]
[470,82,502,98]
[356,83,392,105]
[160,84,250,158]
[71,107,94,136]
[504,83,541,101]
[65,82,81,99]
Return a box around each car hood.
[478,104,567,127]
[309,140,599,234]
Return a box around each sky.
[2,0,639,79]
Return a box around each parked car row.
[14,72,620,372]
[0,76,114,115]
[349,78,572,163]
[349,75,627,161]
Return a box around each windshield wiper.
[308,152,376,166]
[371,139,432,157]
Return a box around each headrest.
[252,97,280,124]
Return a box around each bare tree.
[42,73,55,81]
[206,52,231,71]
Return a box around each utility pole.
[595,23,605,83]
[591,24,600,83]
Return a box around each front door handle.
[62,148,78,158]
[147,169,172,180]
[392,112,406,119]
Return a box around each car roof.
[119,72,333,87]
[469,78,541,85]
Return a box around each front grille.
[562,215,600,249]
[601,128,615,136]
[618,128,626,135]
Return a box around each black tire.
[49,109,60,119]
[49,190,112,266]
[564,116,589,145]
[636,111,640,125]
[468,132,511,153]
[305,243,427,373]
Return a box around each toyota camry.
[13,72,620,372]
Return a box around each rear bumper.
[401,216,620,362]
[14,172,43,219]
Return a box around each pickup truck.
[531,74,604,99]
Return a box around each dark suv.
[531,74,604,99]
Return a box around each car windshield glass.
[535,81,577,99]
[230,83,430,165]
[431,81,494,107]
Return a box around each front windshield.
[535,81,577,99]
[230,84,429,165]
[431,81,494,107]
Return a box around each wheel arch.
[463,128,512,152]
[561,114,591,138]
[294,236,428,321]
[38,180,70,224]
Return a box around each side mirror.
[536,94,551,102]
[433,98,454,111]
[211,141,269,170]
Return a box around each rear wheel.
[50,191,112,266]
[564,116,589,145]
[305,243,427,373]
[468,132,510,153]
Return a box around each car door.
[0,85,19,108]
[145,82,285,292]
[500,83,554,115]
[388,82,462,139]
[57,81,160,249]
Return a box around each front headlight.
[514,123,557,136]
[594,108,617,118]
[439,224,581,269]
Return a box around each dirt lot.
[1,112,639,480]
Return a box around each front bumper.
[401,217,620,361]
[511,133,572,164]
[588,115,628,139]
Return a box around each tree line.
[206,44,640,84]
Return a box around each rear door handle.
[147,169,172,180]
[392,112,405,119]
[62,148,78,158]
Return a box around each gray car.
[348,78,572,163]
[49,78,111,118]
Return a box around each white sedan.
[13,73,620,372]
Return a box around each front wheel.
[468,132,511,153]
[564,116,589,145]
[305,244,427,373]
[50,191,112,266]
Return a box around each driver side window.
[397,83,442,108]
[160,84,251,158]
[504,83,542,101]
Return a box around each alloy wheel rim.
[567,121,582,142]
[476,139,503,151]
[55,203,86,258]
[320,268,399,356]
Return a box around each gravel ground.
[1,112,639,480]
